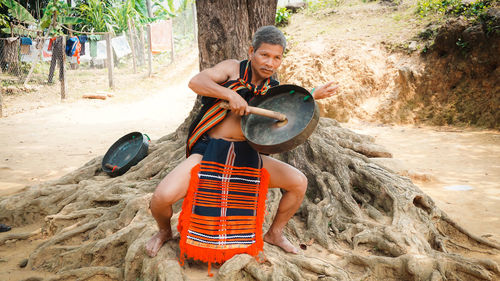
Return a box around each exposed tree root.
[0,228,41,246]
[441,214,500,250]
[0,118,498,280]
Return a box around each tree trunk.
[0,2,499,281]
[196,0,277,70]
[178,0,278,137]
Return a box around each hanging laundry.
[48,37,65,83]
[66,36,82,64]
[80,42,91,63]
[78,35,88,55]
[20,37,32,55]
[111,35,131,58]
[21,44,39,62]
[47,37,57,51]
[88,35,101,58]
[42,39,52,62]
[96,40,107,60]
[20,37,32,45]
[150,19,173,54]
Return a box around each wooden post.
[0,86,3,118]
[60,36,66,100]
[127,19,137,73]
[106,32,114,89]
[147,24,152,77]
[169,19,175,63]
[137,23,146,66]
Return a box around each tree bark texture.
[178,0,278,138]
[195,0,277,70]
[0,1,499,281]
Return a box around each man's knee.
[293,172,308,196]
[150,182,177,209]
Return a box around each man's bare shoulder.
[212,59,241,80]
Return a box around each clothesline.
[8,23,39,34]
[5,18,110,36]
[60,25,110,35]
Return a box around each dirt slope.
[280,0,499,128]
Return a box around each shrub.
[416,0,492,19]
[276,7,291,26]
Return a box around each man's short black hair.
[252,25,286,51]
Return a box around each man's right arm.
[188,60,249,116]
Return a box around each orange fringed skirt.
[178,138,269,274]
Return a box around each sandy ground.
[0,53,199,197]
[345,121,500,243]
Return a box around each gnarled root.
[0,119,498,281]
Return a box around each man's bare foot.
[263,230,298,254]
[146,229,172,257]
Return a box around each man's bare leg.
[261,155,307,254]
[146,154,202,257]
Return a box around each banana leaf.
[0,0,36,24]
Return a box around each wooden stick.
[169,19,174,63]
[127,19,137,73]
[147,24,153,77]
[0,86,3,118]
[106,33,114,89]
[60,36,66,100]
[220,101,287,121]
[24,36,44,87]
[104,163,121,170]
[82,94,106,100]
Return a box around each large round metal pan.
[102,132,149,177]
[242,84,319,154]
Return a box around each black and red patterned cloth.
[186,60,279,157]
[178,138,269,275]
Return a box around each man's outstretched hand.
[312,81,339,100]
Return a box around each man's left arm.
[312,81,339,100]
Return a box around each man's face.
[249,43,283,79]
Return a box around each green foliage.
[416,0,492,19]
[106,0,137,33]
[151,0,175,20]
[0,13,8,28]
[0,0,36,24]
[41,1,81,34]
[75,0,175,34]
[478,10,500,35]
[175,0,191,13]
[0,0,181,36]
[78,0,111,32]
[418,27,436,39]
[275,7,290,26]
[307,0,342,13]
[0,0,80,35]
[134,0,150,20]
[455,37,468,48]
[455,37,470,56]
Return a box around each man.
[146,26,338,258]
